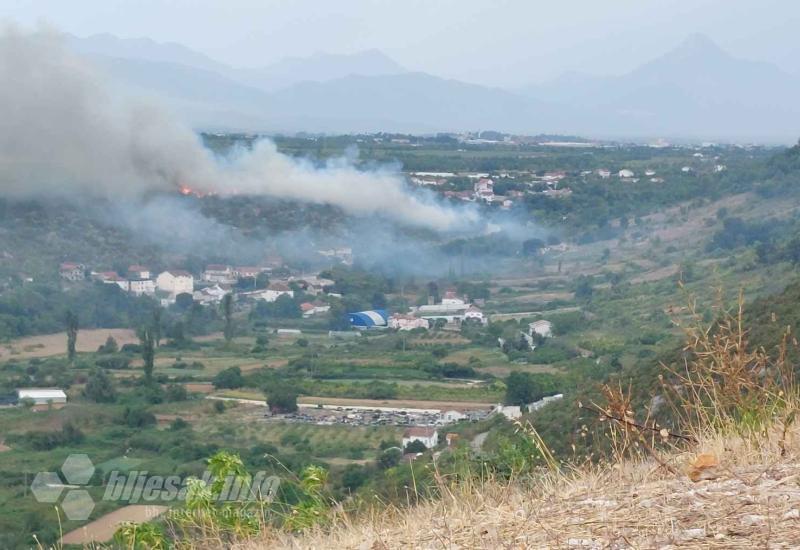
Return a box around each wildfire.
[176,183,214,198]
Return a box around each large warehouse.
[348,309,389,329]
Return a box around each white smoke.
[0,25,476,231]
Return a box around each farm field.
[60,505,169,545]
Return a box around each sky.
[3,0,800,87]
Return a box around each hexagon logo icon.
[30,454,97,521]
[30,471,65,503]
[61,489,95,521]
[61,454,95,485]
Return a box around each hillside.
[254,429,800,548]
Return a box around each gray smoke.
[0,25,476,231]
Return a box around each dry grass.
[221,422,800,549]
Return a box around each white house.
[463,305,486,324]
[441,410,467,424]
[402,427,439,449]
[301,301,331,317]
[96,272,129,291]
[441,290,466,306]
[618,169,635,178]
[59,263,85,281]
[261,282,294,302]
[127,265,151,280]
[193,284,228,305]
[596,169,611,179]
[129,278,156,296]
[529,320,553,338]
[492,405,523,420]
[156,270,194,296]
[17,388,67,410]
[473,178,494,202]
[388,313,429,331]
[203,265,235,284]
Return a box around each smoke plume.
[0,26,475,231]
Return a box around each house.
[402,427,439,449]
[473,178,494,202]
[388,313,429,331]
[261,282,294,302]
[463,305,487,324]
[441,410,467,423]
[644,169,656,177]
[529,320,553,338]
[445,433,460,446]
[193,284,228,305]
[16,388,67,411]
[233,266,262,279]
[59,263,85,281]
[348,310,388,329]
[127,265,151,279]
[618,169,635,178]
[203,265,235,284]
[156,270,194,296]
[301,301,330,317]
[441,290,466,306]
[96,272,129,291]
[681,166,693,173]
[129,278,156,296]
[596,169,611,179]
[492,405,523,420]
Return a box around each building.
[388,313,429,331]
[59,263,85,281]
[16,388,67,410]
[233,266,264,280]
[441,410,467,424]
[203,265,235,284]
[463,305,486,324]
[348,310,388,329]
[492,404,523,420]
[261,282,294,302]
[441,290,466,306]
[529,320,553,338]
[473,178,494,202]
[402,427,439,449]
[127,265,151,279]
[193,284,228,305]
[529,393,564,411]
[618,169,635,178]
[156,270,194,296]
[301,301,330,317]
[596,169,611,179]
[96,272,129,291]
[128,278,156,296]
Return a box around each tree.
[165,383,188,402]
[213,366,244,389]
[97,335,118,354]
[83,369,117,403]
[404,439,427,453]
[222,293,234,342]
[574,275,594,301]
[522,238,545,256]
[504,372,555,406]
[152,307,162,347]
[65,310,78,363]
[266,384,298,413]
[139,327,155,384]
[327,301,350,331]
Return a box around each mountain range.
[68,33,800,141]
